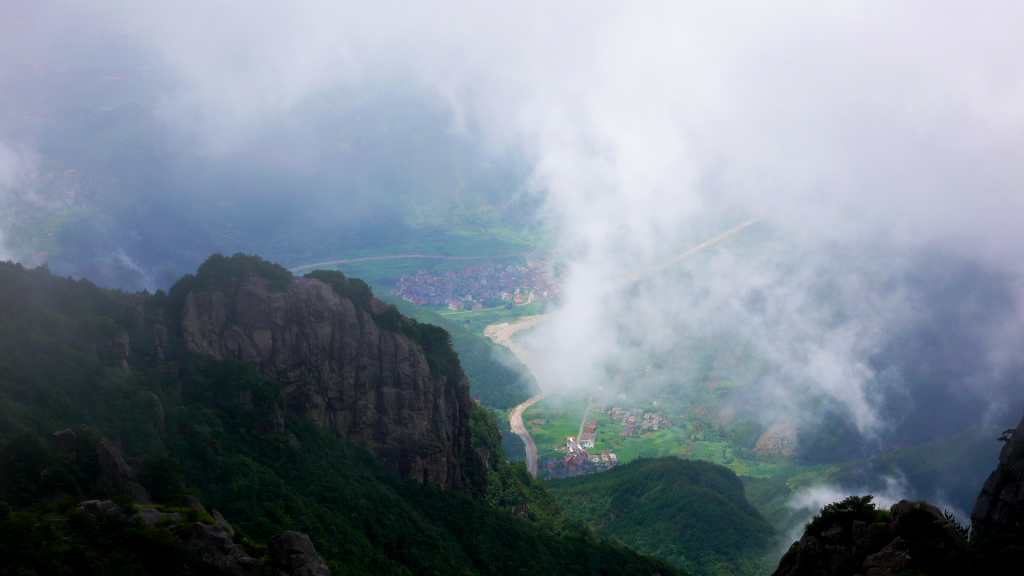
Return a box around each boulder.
[96,438,151,503]
[268,531,331,576]
[186,523,264,576]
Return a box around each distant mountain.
[2,55,539,292]
[0,254,681,575]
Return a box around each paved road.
[484,316,548,476]
[507,393,548,476]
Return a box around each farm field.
[522,397,588,465]
[440,301,547,334]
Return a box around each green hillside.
[548,457,776,576]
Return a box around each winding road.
[484,315,548,476]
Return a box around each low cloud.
[782,474,912,547]
[0,140,39,262]
[789,475,912,520]
[3,1,1023,453]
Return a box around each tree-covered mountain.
[0,255,682,575]
[548,457,776,576]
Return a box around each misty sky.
[117,1,1024,260]
[3,1,1024,486]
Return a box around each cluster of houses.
[602,407,673,437]
[543,436,618,478]
[535,399,677,478]
[580,421,598,448]
[390,262,561,310]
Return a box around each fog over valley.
[3,0,1024,551]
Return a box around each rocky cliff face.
[972,413,1024,539]
[179,274,483,493]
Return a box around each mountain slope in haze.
[1,12,540,292]
[0,255,683,575]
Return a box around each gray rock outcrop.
[96,438,151,503]
[269,531,332,576]
[187,523,264,576]
[180,274,484,493]
[772,499,963,576]
[971,413,1024,539]
[50,428,77,454]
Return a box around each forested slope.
[0,257,682,575]
[548,457,775,576]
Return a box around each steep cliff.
[177,265,485,494]
[971,413,1024,539]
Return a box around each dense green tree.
[548,457,775,576]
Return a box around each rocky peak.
[179,272,485,494]
[772,497,964,576]
[269,531,332,576]
[971,412,1024,539]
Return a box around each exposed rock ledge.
[971,412,1024,539]
[180,274,482,493]
[77,500,330,576]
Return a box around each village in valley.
[385,256,804,482]
[539,397,674,479]
[525,378,801,481]
[390,261,562,311]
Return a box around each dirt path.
[577,395,592,439]
[485,316,548,476]
[613,218,760,288]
